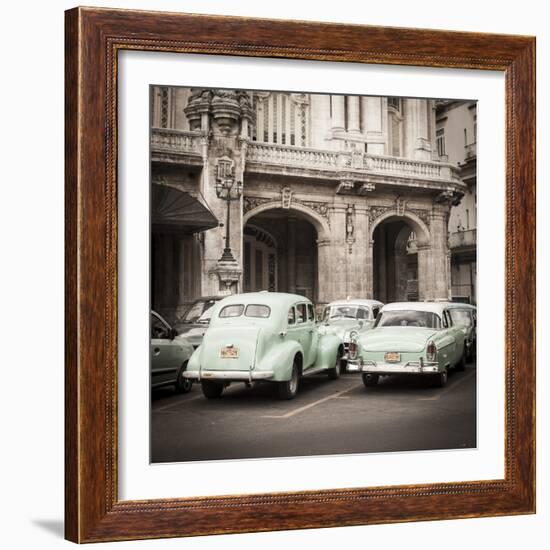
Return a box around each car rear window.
[245,304,271,318]
[219,304,244,318]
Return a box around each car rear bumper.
[346,358,441,375]
[183,369,274,382]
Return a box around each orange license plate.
[220,346,239,359]
[384,352,401,363]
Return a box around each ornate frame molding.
[65,7,535,543]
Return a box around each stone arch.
[369,210,430,247]
[243,200,331,242]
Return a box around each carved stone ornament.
[281,186,293,209]
[358,182,376,195]
[367,205,390,224]
[243,196,272,214]
[395,196,407,216]
[345,204,356,254]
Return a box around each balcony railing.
[449,228,477,249]
[246,142,340,170]
[364,154,445,179]
[464,142,477,160]
[246,141,457,181]
[151,128,203,156]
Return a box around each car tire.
[455,350,467,372]
[174,362,193,394]
[328,348,343,380]
[278,360,300,400]
[201,380,224,399]
[362,373,379,387]
[434,369,448,388]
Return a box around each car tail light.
[426,341,437,362]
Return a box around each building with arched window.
[150,87,470,321]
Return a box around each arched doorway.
[243,208,319,301]
[372,215,428,303]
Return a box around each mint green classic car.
[318,299,384,369]
[346,302,467,388]
[184,292,344,400]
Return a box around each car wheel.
[278,359,300,400]
[174,362,193,394]
[434,369,448,388]
[328,347,343,380]
[455,350,466,372]
[362,373,379,387]
[201,380,224,399]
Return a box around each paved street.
[151,361,476,463]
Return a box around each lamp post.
[215,176,243,263]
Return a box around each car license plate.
[220,346,239,359]
[384,352,401,363]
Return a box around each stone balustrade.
[449,228,477,249]
[246,142,340,169]
[151,128,202,155]
[246,142,459,182]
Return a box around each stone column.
[362,97,386,155]
[374,224,387,302]
[287,217,296,293]
[417,243,431,301]
[403,98,432,161]
[184,89,253,296]
[162,234,174,313]
[366,239,374,299]
[331,95,345,131]
[347,96,361,133]
[425,209,451,300]
[317,238,332,306]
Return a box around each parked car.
[184,292,344,400]
[151,311,195,393]
[346,302,467,388]
[172,296,224,348]
[319,299,384,368]
[445,303,477,362]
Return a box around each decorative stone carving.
[243,196,272,214]
[300,200,330,223]
[367,206,391,224]
[395,197,407,216]
[209,260,242,295]
[336,178,355,194]
[281,186,293,209]
[409,208,431,227]
[358,182,376,194]
[346,204,356,254]
[184,88,254,136]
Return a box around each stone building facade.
[436,100,477,304]
[151,87,467,321]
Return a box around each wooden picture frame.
[65,6,536,543]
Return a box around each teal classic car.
[319,299,384,368]
[151,311,195,393]
[346,302,467,388]
[184,292,344,400]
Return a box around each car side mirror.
[279,330,287,337]
[358,320,364,328]
[169,328,178,340]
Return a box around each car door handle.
[153,347,161,356]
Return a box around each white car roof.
[381,302,451,316]
[326,299,384,308]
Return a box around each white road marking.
[153,393,204,412]
[417,369,476,401]
[261,384,361,419]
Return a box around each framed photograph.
[65,7,535,543]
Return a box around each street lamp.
[215,175,243,263]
